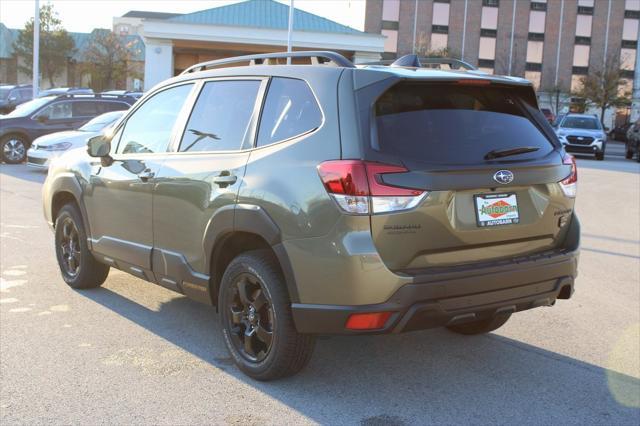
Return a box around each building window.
[572,66,589,75]
[571,75,584,93]
[621,48,636,70]
[577,6,594,15]
[526,63,543,71]
[382,0,400,22]
[623,18,639,40]
[626,10,640,19]
[478,59,495,74]
[382,29,398,53]
[433,2,450,26]
[482,0,499,7]
[622,40,638,49]
[529,11,546,33]
[382,21,399,30]
[526,41,544,64]
[432,25,449,34]
[531,2,547,12]
[430,33,448,51]
[525,71,542,90]
[481,29,498,37]
[576,15,592,37]
[573,45,590,67]
[575,36,591,45]
[528,33,545,41]
[479,37,496,60]
[481,6,498,29]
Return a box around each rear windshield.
[560,116,601,130]
[374,82,554,165]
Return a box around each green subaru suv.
[43,52,579,380]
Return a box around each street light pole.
[286,0,294,64]
[33,0,39,98]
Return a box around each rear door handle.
[213,172,237,187]
[138,169,155,182]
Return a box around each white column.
[143,38,173,91]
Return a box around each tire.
[446,312,512,335]
[219,249,315,381]
[1,134,28,164]
[595,151,604,161]
[54,203,110,289]
[626,149,633,159]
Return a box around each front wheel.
[595,151,604,161]
[446,312,511,335]
[54,204,110,289]
[219,250,315,381]
[1,135,28,164]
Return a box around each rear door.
[366,80,575,271]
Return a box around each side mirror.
[87,135,113,166]
[604,126,610,132]
[8,96,17,102]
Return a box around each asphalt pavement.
[1,145,639,425]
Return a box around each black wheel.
[219,250,315,381]
[595,151,604,161]
[1,134,28,164]
[54,204,109,289]
[626,149,633,159]
[446,312,512,335]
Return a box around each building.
[365,0,640,124]
[112,0,385,91]
[0,24,144,91]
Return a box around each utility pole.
[286,0,294,64]
[33,0,39,98]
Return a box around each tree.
[12,4,75,87]
[80,30,142,91]
[573,53,631,126]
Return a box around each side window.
[179,80,261,152]
[101,102,129,113]
[117,84,193,155]
[72,101,99,117]
[19,89,32,100]
[40,102,72,120]
[256,78,322,147]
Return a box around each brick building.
[365,0,640,124]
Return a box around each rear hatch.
[363,79,576,271]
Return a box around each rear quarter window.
[374,82,555,165]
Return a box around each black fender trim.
[47,174,92,248]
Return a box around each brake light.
[559,154,577,198]
[345,312,393,330]
[317,160,428,214]
[456,79,491,86]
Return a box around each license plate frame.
[474,193,520,227]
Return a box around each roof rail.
[53,93,136,100]
[181,51,355,75]
[363,54,477,71]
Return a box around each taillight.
[317,160,428,215]
[345,312,393,330]
[559,154,577,198]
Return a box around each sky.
[0,0,366,33]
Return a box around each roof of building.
[165,0,363,35]
[122,10,182,19]
[0,24,144,61]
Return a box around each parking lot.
[1,146,639,425]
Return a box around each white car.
[26,110,125,170]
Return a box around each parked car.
[101,90,144,100]
[0,94,135,164]
[625,119,640,162]
[38,87,94,98]
[0,84,33,114]
[609,122,631,142]
[541,108,555,124]
[26,110,126,170]
[42,51,579,381]
[555,113,608,160]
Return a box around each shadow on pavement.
[0,163,47,184]
[80,285,640,425]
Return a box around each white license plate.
[474,193,520,227]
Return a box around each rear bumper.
[292,245,579,335]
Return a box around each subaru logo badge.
[493,170,514,185]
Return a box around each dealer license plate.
[474,193,520,227]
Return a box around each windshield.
[560,116,601,130]
[79,111,124,132]
[0,88,11,100]
[3,97,55,118]
[374,82,554,165]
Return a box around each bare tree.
[80,30,141,91]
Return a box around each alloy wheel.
[3,138,26,162]
[59,218,81,277]
[226,273,274,362]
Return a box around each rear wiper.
[484,146,540,160]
